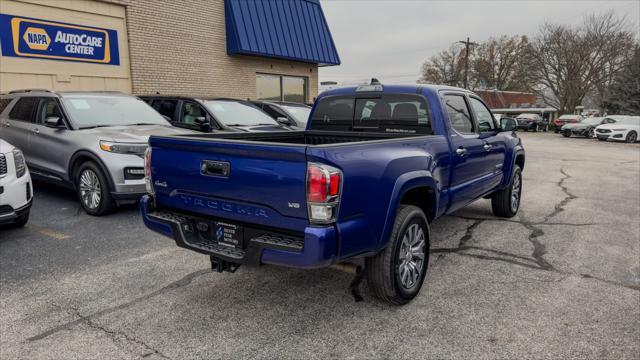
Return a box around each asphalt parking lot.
[1,132,639,359]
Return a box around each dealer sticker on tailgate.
[214,221,243,248]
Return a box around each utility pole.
[458,37,478,89]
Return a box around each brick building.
[0,0,340,103]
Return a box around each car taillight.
[307,163,341,223]
[144,147,154,195]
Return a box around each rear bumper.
[140,195,336,269]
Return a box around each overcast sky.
[318,0,640,85]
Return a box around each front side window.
[62,96,169,129]
[36,98,64,124]
[469,97,496,132]
[204,100,278,127]
[9,97,38,122]
[181,101,206,124]
[444,95,474,134]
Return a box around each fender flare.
[500,146,525,188]
[377,170,439,250]
[68,150,116,191]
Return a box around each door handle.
[32,128,40,134]
[483,143,493,151]
[456,147,467,157]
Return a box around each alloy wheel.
[79,169,102,210]
[397,223,426,290]
[511,171,521,213]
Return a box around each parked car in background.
[595,116,640,143]
[141,83,525,305]
[516,113,548,132]
[251,101,312,129]
[0,90,195,215]
[561,116,616,138]
[553,114,583,133]
[0,139,32,227]
[141,96,292,133]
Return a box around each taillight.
[144,147,154,195]
[307,163,342,223]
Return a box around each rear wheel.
[492,165,522,218]
[587,128,595,138]
[366,205,429,305]
[625,131,637,143]
[563,130,571,137]
[76,162,115,216]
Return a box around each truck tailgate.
[148,136,309,230]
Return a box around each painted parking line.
[27,224,71,240]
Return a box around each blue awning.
[225,0,340,66]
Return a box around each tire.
[492,165,522,218]
[366,205,430,305]
[563,130,571,137]
[587,128,595,138]
[597,137,607,141]
[532,124,538,132]
[625,131,637,143]
[76,162,115,216]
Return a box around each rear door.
[29,98,73,177]
[468,96,506,191]
[442,93,489,210]
[3,97,37,158]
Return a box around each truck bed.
[172,130,423,146]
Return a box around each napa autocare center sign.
[0,14,120,65]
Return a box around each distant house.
[475,90,537,109]
[476,90,559,122]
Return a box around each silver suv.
[0,90,195,215]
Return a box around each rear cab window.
[309,94,433,135]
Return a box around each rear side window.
[444,95,474,134]
[9,97,38,122]
[0,98,13,114]
[152,99,178,120]
[310,94,433,134]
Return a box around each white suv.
[0,139,33,227]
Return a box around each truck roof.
[318,83,473,99]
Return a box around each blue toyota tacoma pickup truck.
[141,83,524,305]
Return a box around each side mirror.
[195,116,212,132]
[276,117,291,126]
[500,117,517,132]
[44,116,64,128]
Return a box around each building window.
[257,74,307,103]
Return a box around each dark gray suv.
[0,90,195,215]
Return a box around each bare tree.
[420,46,465,87]
[603,45,640,114]
[472,35,531,91]
[528,12,636,114]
